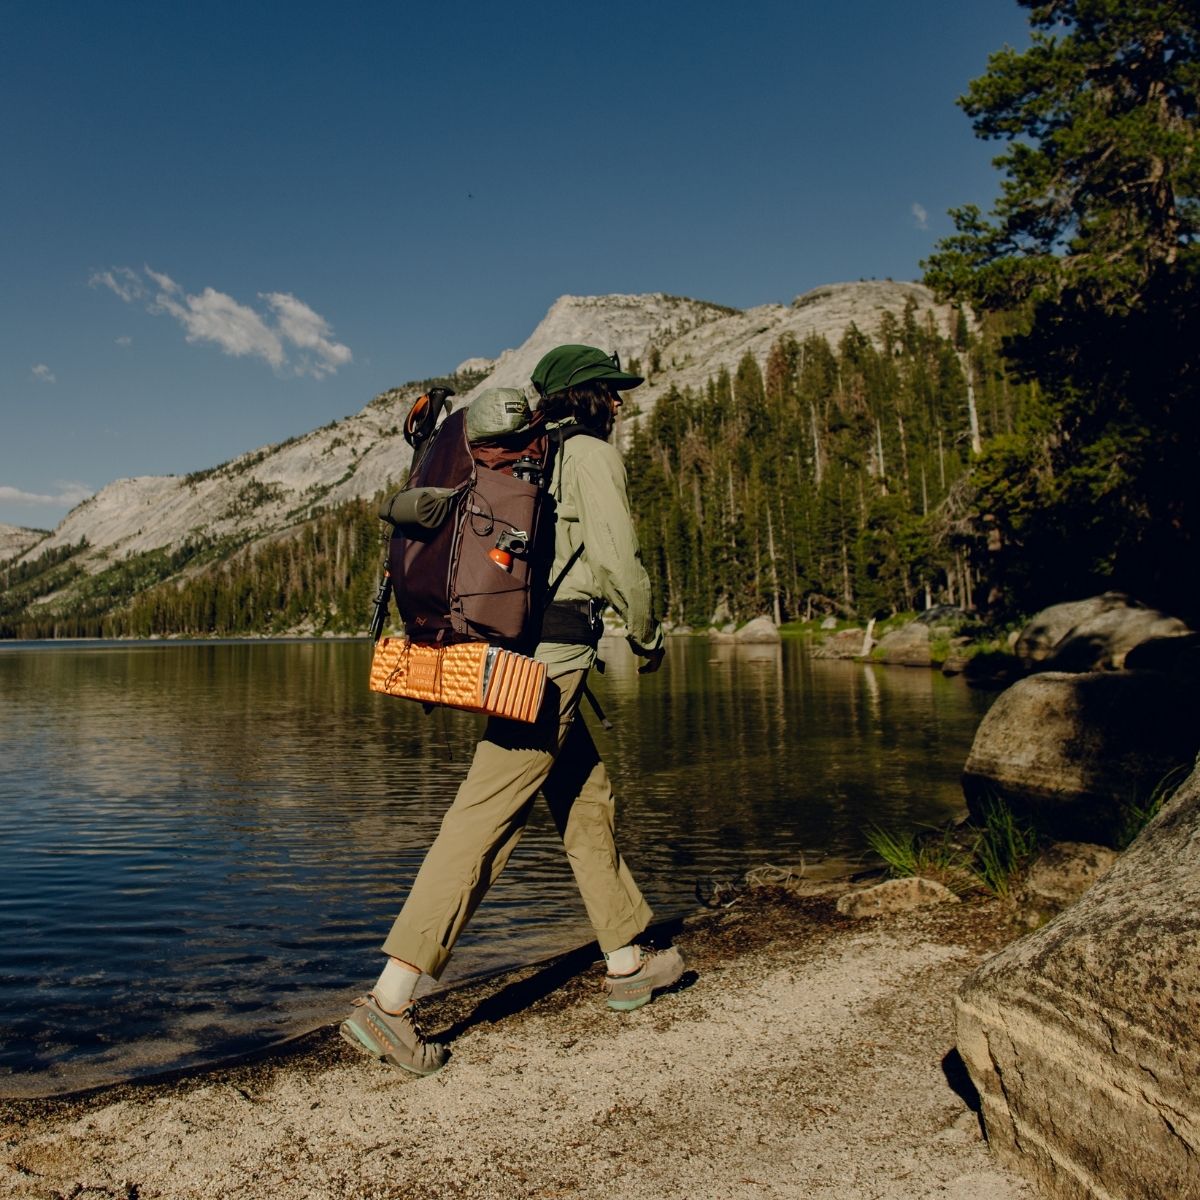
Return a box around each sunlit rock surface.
[955,761,1200,1200]
[0,524,47,563]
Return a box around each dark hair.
[539,380,615,437]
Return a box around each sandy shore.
[1,888,1034,1200]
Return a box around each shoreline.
[1,888,1033,1200]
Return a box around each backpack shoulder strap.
[544,542,585,607]
[544,422,592,606]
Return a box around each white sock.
[604,944,641,976]
[373,958,420,1011]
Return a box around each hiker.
[340,344,683,1075]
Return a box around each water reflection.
[0,637,991,1094]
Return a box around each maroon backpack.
[382,401,561,650]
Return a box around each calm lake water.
[0,637,993,1096]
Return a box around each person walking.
[340,344,684,1076]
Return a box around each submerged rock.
[955,761,1200,1200]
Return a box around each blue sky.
[1,0,1031,531]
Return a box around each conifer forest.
[624,306,1026,628]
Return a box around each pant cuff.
[594,899,653,955]
[382,921,453,980]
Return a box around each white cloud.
[92,265,351,378]
[0,481,93,508]
[116,336,133,346]
[31,363,56,383]
[152,281,285,368]
[912,202,929,230]
[144,265,181,295]
[89,267,145,303]
[263,291,353,377]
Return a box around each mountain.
[0,524,48,563]
[8,282,954,633]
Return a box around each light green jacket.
[537,430,665,669]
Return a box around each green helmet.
[530,344,644,398]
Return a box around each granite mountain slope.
[12,282,951,618]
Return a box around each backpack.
[376,387,567,651]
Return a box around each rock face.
[0,524,47,562]
[955,762,1200,1200]
[1015,592,1189,672]
[961,670,1198,846]
[835,877,960,918]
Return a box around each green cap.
[530,344,644,398]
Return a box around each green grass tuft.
[864,823,977,895]
[865,796,1040,899]
[1113,763,1191,850]
[971,796,1038,897]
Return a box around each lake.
[0,636,993,1096]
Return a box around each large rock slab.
[872,621,932,666]
[961,671,1198,846]
[1015,593,1189,672]
[955,759,1200,1200]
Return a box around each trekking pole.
[582,683,613,730]
[368,526,392,642]
[368,568,391,642]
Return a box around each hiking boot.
[603,946,685,1011]
[339,994,448,1076]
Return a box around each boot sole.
[606,963,685,1011]
[607,995,653,1011]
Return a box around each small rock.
[1014,841,1117,927]
[820,616,839,630]
[836,877,961,918]
[811,628,867,659]
[940,637,974,676]
[873,622,932,667]
[735,616,781,643]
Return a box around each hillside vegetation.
[3,297,1030,639]
[626,302,1028,626]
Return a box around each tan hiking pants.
[381,664,653,979]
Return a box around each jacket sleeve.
[571,439,664,654]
